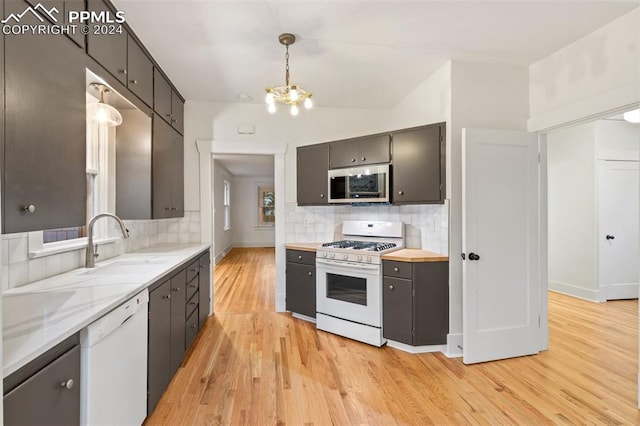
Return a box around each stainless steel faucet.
[85,213,130,268]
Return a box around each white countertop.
[2,243,210,378]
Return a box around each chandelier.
[265,33,313,116]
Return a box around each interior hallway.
[145,247,639,425]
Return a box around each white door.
[598,160,639,300]
[462,128,541,364]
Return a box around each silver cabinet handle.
[23,204,36,213]
[361,157,366,161]
[298,255,303,260]
[398,191,404,195]
[389,285,394,290]
[320,194,325,198]
[393,267,399,272]
[190,324,197,329]
[350,158,356,162]
[163,294,171,299]
[61,379,74,390]
[118,69,127,75]
[172,287,181,292]
[307,271,312,276]
[165,113,172,118]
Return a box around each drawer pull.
[298,255,303,260]
[389,285,394,290]
[398,190,404,195]
[172,287,181,292]
[23,204,36,213]
[130,79,138,84]
[118,69,127,75]
[190,324,197,329]
[393,267,399,272]
[307,272,312,277]
[163,294,171,299]
[361,157,366,161]
[60,379,74,390]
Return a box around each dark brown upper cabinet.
[3,0,86,233]
[154,70,184,134]
[152,116,184,218]
[329,134,390,169]
[297,144,329,206]
[86,0,128,85]
[127,37,154,107]
[391,124,445,204]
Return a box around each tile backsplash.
[285,202,449,254]
[1,211,201,291]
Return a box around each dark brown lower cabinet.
[147,249,211,416]
[285,250,316,318]
[383,260,449,345]
[3,335,80,426]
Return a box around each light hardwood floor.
[146,247,639,425]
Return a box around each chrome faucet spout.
[85,213,130,268]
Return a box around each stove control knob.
[329,253,335,259]
[342,254,349,260]
[321,252,328,258]
[366,256,372,263]
[357,255,363,262]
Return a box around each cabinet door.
[297,144,329,205]
[148,280,172,415]
[392,125,444,204]
[413,262,449,345]
[152,116,174,218]
[171,92,184,134]
[169,270,187,374]
[170,129,184,217]
[285,263,316,318]
[358,134,390,165]
[4,345,80,426]
[127,37,154,106]
[64,0,86,48]
[4,1,86,233]
[198,251,211,328]
[382,277,413,344]
[153,69,172,122]
[329,139,358,169]
[87,0,128,84]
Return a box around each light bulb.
[267,103,276,114]
[623,109,640,123]
[304,97,313,109]
[289,88,299,102]
[265,92,275,105]
[290,104,299,116]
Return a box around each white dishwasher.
[80,289,149,426]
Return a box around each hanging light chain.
[285,44,290,87]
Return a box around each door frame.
[196,140,288,313]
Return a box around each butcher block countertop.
[285,243,322,252]
[382,249,449,263]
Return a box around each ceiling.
[112,1,636,110]
[213,154,274,177]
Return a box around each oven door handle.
[316,258,380,271]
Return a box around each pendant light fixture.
[265,33,313,115]
[86,83,123,127]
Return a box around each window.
[224,180,231,230]
[258,187,275,226]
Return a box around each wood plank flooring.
[145,247,639,425]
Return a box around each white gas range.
[315,220,404,346]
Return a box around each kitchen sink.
[81,258,171,275]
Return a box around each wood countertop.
[285,243,322,252]
[382,249,449,263]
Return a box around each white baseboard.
[604,282,638,300]
[549,280,603,302]
[214,245,233,264]
[386,340,446,355]
[445,333,463,358]
[232,242,276,248]
[292,313,316,323]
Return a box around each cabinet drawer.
[185,309,199,349]
[186,277,199,301]
[383,261,412,279]
[186,259,199,284]
[186,291,199,320]
[286,249,316,266]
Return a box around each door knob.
[606,235,615,240]
[468,253,480,261]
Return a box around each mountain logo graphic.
[1,3,59,24]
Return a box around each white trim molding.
[445,333,463,358]
[386,340,447,355]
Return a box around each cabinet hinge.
[412,289,415,297]
[412,329,415,336]
[538,315,540,327]
[439,135,443,142]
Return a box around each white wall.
[231,176,275,248]
[529,9,640,130]
[213,160,233,262]
[547,122,598,300]
[595,120,640,161]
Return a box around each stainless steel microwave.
[328,164,390,203]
